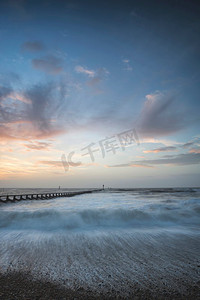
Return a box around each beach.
[0,188,200,299]
[0,271,199,299]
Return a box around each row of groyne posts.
[0,189,103,204]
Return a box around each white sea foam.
[0,189,200,232]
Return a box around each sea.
[0,188,200,296]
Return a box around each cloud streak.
[189,148,200,154]
[87,68,109,88]
[122,59,132,71]
[32,56,63,74]
[75,65,95,77]
[23,141,52,151]
[22,41,45,52]
[143,146,177,153]
[106,163,154,168]
[137,91,185,137]
[38,160,64,168]
[107,153,200,168]
[0,81,68,141]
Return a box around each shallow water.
[0,188,200,295]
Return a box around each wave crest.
[0,201,200,232]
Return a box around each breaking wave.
[0,199,200,232]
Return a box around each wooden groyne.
[0,190,102,204]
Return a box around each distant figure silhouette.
[103,185,104,190]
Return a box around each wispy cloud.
[138,91,186,137]
[108,153,200,168]
[39,160,98,171]
[143,146,177,153]
[9,92,32,104]
[0,81,68,141]
[87,68,109,88]
[75,65,95,77]
[122,59,132,71]
[21,41,45,52]
[180,137,200,150]
[106,163,154,168]
[24,82,67,137]
[38,160,64,168]
[142,137,200,154]
[32,55,63,74]
[189,148,200,154]
[182,141,196,148]
[23,141,52,151]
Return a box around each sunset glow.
[0,0,199,188]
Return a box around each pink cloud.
[23,141,52,151]
[10,92,32,104]
[105,163,154,168]
[143,146,177,153]
[189,148,200,153]
[0,123,66,141]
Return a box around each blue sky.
[0,0,200,187]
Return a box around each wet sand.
[0,271,200,299]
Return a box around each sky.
[0,0,200,188]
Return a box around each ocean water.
[0,188,200,295]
